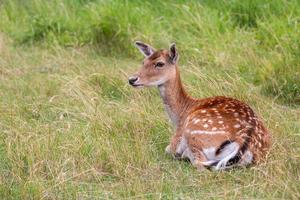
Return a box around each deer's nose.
[128,77,138,85]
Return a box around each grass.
[0,0,300,199]
[1,0,300,104]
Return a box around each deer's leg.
[238,150,253,166]
[189,149,208,172]
[165,130,186,158]
[184,137,209,171]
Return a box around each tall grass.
[0,35,299,199]
[1,0,299,104]
[0,0,300,199]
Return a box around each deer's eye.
[155,62,165,68]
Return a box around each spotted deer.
[128,41,271,171]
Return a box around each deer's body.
[129,42,271,170]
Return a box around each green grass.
[0,0,300,199]
[1,0,300,104]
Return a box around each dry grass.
[0,35,299,199]
[1,0,300,104]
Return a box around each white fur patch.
[190,130,226,135]
[203,147,216,160]
[234,124,241,129]
[158,85,178,126]
[193,119,200,124]
[215,142,240,170]
[149,78,167,86]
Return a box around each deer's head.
[128,41,179,87]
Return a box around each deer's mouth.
[131,83,144,88]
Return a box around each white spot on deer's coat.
[203,124,209,128]
[208,119,213,124]
[202,118,207,122]
[258,134,262,139]
[203,147,216,160]
[201,110,207,113]
[193,119,200,124]
[234,124,241,129]
[218,121,223,124]
[191,130,226,135]
[234,112,239,117]
[258,142,262,148]
[212,127,217,131]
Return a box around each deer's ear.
[134,41,155,57]
[169,43,178,64]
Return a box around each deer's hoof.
[193,160,206,172]
[165,145,172,154]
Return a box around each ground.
[0,0,300,199]
[0,35,299,199]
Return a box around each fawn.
[128,41,271,170]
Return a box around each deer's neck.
[158,70,194,127]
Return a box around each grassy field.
[0,0,300,199]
